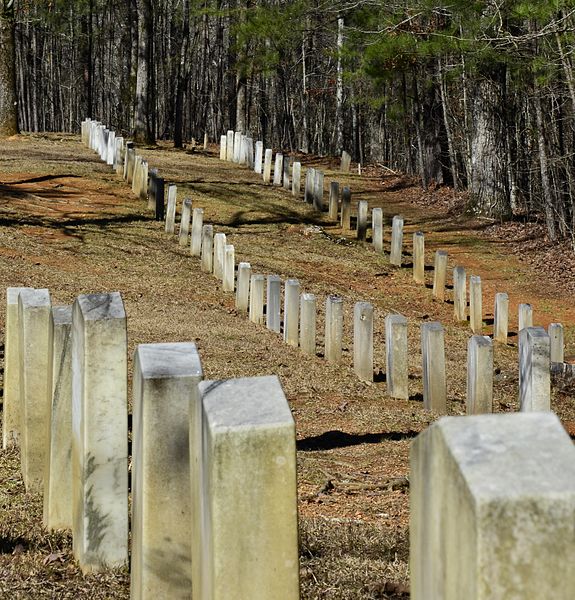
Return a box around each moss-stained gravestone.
[71,292,128,573]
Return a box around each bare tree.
[0,0,18,136]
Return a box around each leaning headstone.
[219,135,227,160]
[357,201,368,241]
[493,292,509,343]
[179,198,192,247]
[194,377,299,600]
[328,182,340,221]
[291,162,301,196]
[432,251,448,301]
[263,149,273,183]
[519,326,550,412]
[72,292,128,573]
[410,412,575,600]
[466,335,493,415]
[273,153,284,186]
[313,170,324,211]
[325,295,344,364]
[213,233,226,280]
[44,306,73,531]
[340,186,351,231]
[300,294,316,356]
[254,141,264,174]
[340,150,351,172]
[18,288,51,491]
[389,215,404,266]
[421,321,447,414]
[201,225,214,274]
[249,274,266,325]
[283,279,300,347]
[385,314,408,400]
[453,266,466,322]
[223,245,235,292]
[3,287,33,449]
[266,275,282,333]
[353,302,374,382]
[226,130,234,161]
[469,275,482,333]
[131,342,202,599]
[236,262,252,313]
[165,185,177,234]
[190,208,204,257]
[372,208,383,253]
[549,323,564,364]
[412,232,425,283]
[518,303,533,332]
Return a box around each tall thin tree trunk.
[0,2,18,136]
[134,0,154,143]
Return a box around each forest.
[2,1,575,244]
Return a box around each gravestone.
[233,131,242,163]
[213,233,226,280]
[453,266,467,322]
[165,185,177,234]
[154,176,165,222]
[273,154,284,186]
[412,232,425,284]
[340,187,351,231]
[354,302,374,382]
[266,275,281,333]
[372,208,383,253]
[223,245,235,292]
[179,198,192,247]
[131,342,202,599]
[410,412,575,600]
[219,135,227,160]
[236,262,252,313]
[340,150,351,172]
[313,170,324,211]
[549,323,564,364]
[389,216,404,266]
[44,306,73,530]
[263,149,273,184]
[469,275,482,333]
[201,225,214,274]
[283,279,300,347]
[325,295,344,364]
[518,303,533,331]
[72,292,128,573]
[194,377,299,600]
[329,182,340,221]
[493,292,509,343]
[3,287,33,449]
[432,251,448,301]
[283,155,291,189]
[421,321,447,414]
[385,314,408,400]
[190,208,204,257]
[18,288,51,491]
[291,162,301,196]
[300,294,316,356]
[254,141,263,174]
[304,168,315,204]
[357,201,368,241]
[519,326,550,412]
[249,275,266,325]
[466,335,493,415]
[226,130,234,161]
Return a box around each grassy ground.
[0,133,574,599]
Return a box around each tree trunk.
[0,2,18,136]
[469,66,511,218]
[133,0,154,144]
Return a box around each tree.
[0,0,18,136]
[133,0,154,144]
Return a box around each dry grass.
[0,133,574,598]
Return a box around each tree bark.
[134,0,154,144]
[0,1,18,136]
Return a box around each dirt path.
[0,133,574,599]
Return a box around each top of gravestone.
[469,334,492,348]
[19,288,50,307]
[200,376,294,431]
[7,287,34,303]
[385,313,407,324]
[52,305,73,325]
[136,342,203,380]
[520,326,549,342]
[433,412,575,500]
[75,292,125,321]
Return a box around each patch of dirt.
[0,133,574,598]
